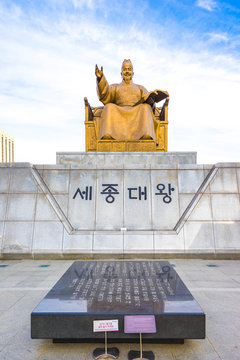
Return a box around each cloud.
[196,0,218,11]
[71,0,103,10]
[208,32,229,43]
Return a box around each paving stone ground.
[0,259,239,360]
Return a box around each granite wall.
[0,153,240,259]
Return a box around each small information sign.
[124,315,156,334]
[93,319,119,332]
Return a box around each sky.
[0,0,240,164]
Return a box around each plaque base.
[93,347,119,359]
[31,261,205,342]
[128,350,154,360]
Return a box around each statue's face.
[121,62,133,83]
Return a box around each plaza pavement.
[0,259,239,360]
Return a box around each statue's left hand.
[148,97,155,105]
[95,64,103,80]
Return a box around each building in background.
[0,129,15,162]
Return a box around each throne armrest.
[84,97,94,121]
[159,97,169,121]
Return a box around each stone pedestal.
[56,151,197,166]
[0,152,240,259]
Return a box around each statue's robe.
[96,75,158,140]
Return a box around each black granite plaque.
[31,261,205,342]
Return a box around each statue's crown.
[121,59,133,71]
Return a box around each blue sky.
[0,0,240,164]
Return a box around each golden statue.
[84,59,169,152]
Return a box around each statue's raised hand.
[95,65,103,80]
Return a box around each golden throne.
[84,97,169,152]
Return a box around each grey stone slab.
[151,164,178,170]
[154,230,184,252]
[210,167,238,193]
[205,310,240,328]
[9,168,37,193]
[213,344,240,360]
[42,343,88,359]
[214,222,240,250]
[103,153,124,168]
[203,164,215,170]
[123,153,153,167]
[43,164,71,170]
[179,194,194,217]
[2,222,34,253]
[53,194,68,215]
[0,221,4,249]
[0,301,35,346]
[81,153,106,167]
[95,170,124,230]
[0,344,48,360]
[15,275,50,288]
[124,163,151,170]
[124,234,154,252]
[184,222,215,251]
[217,162,240,168]
[0,290,25,311]
[7,194,36,221]
[35,194,59,221]
[3,290,50,316]
[178,169,205,194]
[198,292,240,313]
[56,152,197,166]
[63,230,93,252]
[236,167,240,193]
[177,164,204,170]
[124,170,152,230]
[0,325,19,347]
[228,274,240,283]
[0,168,11,192]
[93,234,123,252]
[7,162,32,168]
[32,222,63,251]
[42,169,69,194]
[151,169,179,230]
[211,194,240,220]
[68,169,97,230]
[207,324,240,345]
[34,165,44,171]
[188,269,230,282]
[176,269,208,282]
[186,280,240,289]
[188,194,213,221]
[0,277,29,289]
[70,163,98,169]
[169,339,220,360]
[6,324,50,345]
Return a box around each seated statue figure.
[95,59,169,141]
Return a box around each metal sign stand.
[125,315,156,360]
[127,332,154,360]
[93,331,119,359]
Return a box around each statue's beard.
[123,74,132,83]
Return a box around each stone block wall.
[0,155,240,259]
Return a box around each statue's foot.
[102,135,113,139]
[141,135,152,140]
